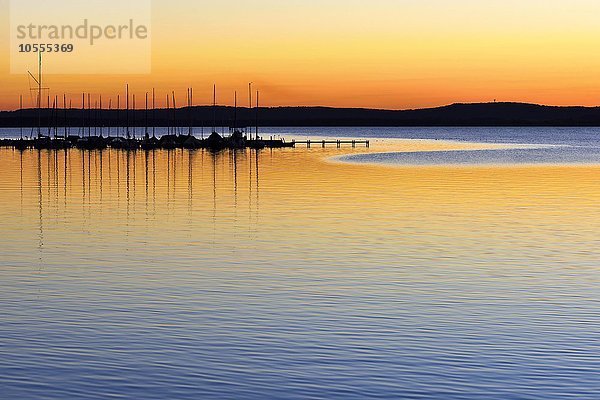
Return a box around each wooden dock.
[0,136,371,151]
[291,139,370,148]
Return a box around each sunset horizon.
[2,2,599,399]
[2,0,600,110]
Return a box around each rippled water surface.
[1,127,599,399]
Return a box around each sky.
[1,0,600,110]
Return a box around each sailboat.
[182,87,202,149]
[14,95,28,150]
[26,51,73,150]
[29,51,50,149]
[248,90,265,149]
[204,85,226,150]
[227,91,247,149]
[141,91,160,150]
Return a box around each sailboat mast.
[108,98,112,138]
[132,93,136,139]
[172,91,177,136]
[81,92,85,138]
[145,92,148,140]
[126,84,130,139]
[19,95,23,140]
[187,87,192,137]
[37,51,42,138]
[166,94,170,135]
[187,88,190,136]
[99,95,103,137]
[255,91,259,139]
[249,83,252,109]
[190,87,193,137]
[234,91,237,132]
[213,84,216,133]
[87,93,91,137]
[152,88,155,138]
[248,82,253,140]
[53,96,57,139]
[63,94,67,139]
[117,95,120,137]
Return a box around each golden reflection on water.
[2,142,600,272]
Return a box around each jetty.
[292,139,370,148]
[0,133,369,151]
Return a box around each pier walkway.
[291,140,370,148]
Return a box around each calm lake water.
[1,127,599,399]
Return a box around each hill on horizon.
[3,102,600,127]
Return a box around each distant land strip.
[4,102,600,127]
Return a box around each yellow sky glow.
[1,0,600,110]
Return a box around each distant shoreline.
[4,102,600,127]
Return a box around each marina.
[2,53,369,151]
[0,134,370,151]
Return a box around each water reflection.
[8,144,600,274]
[17,148,266,253]
[1,144,600,399]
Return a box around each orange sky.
[2,0,600,111]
